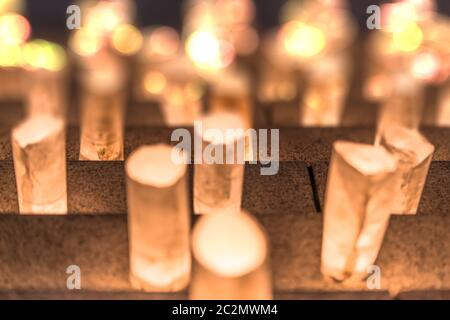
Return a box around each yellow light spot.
[144,71,166,95]
[382,3,418,32]
[186,30,235,71]
[23,40,67,71]
[392,21,423,53]
[112,24,143,56]
[0,43,23,67]
[85,3,123,34]
[280,22,326,58]
[0,14,30,45]
[70,28,102,57]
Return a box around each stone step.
[1,127,448,215]
[0,213,447,298]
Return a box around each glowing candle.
[11,115,67,214]
[300,54,349,126]
[209,69,252,128]
[21,39,68,117]
[376,74,424,144]
[79,55,126,160]
[379,126,434,215]
[209,69,254,160]
[26,69,67,118]
[194,112,246,215]
[158,57,205,126]
[190,211,272,300]
[258,33,298,108]
[135,26,180,102]
[126,144,191,292]
[0,13,30,100]
[321,141,398,281]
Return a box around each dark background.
[26,0,450,35]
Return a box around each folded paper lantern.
[300,54,349,127]
[194,112,246,215]
[126,144,191,292]
[11,115,67,214]
[190,211,273,300]
[376,74,424,144]
[79,54,126,160]
[380,126,434,214]
[321,141,398,281]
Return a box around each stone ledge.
[0,161,317,215]
[1,127,449,161]
[0,214,447,296]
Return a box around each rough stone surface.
[243,162,316,215]
[67,161,127,214]
[1,127,449,162]
[0,161,18,213]
[1,127,448,215]
[0,214,447,298]
[0,102,24,128]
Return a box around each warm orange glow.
[232,26,259,56]
[126,144,190,292]
[70,28,103,57]
[277,81,296,101]
[144,71,167,95]
[186,30,235,71]
[12,115,67,214]
[0,13,30,45]
[146,26,179,57]
[84,1,126,34]
[192,212,267,277]
[23,40,67,72]
[184,1,216,32]
[411,51,440,81]
[126,144,187,188]
[364,75,392,101]
[221,0,255,26]
[112,24,143,56]
[190,211,272,300]
[321,142,397,280]
[0,0,25,13]
[279,21,326,57]
[184,81,204,102]
[382,3,419,32]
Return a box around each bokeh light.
[144,71,167,95]
[411,51,440,81]
[0,43,23,67]
[112,24,143,56]
[70,27,103,57]
[144,26,180,58]
[392,21,423,53]
[23,39,67,72]
[279,21,326,58]
[0,13,30,45]
[186,30,235,71]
